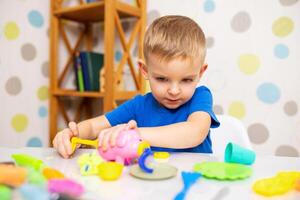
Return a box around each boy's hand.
[53,121,79,158]
[98,120,138,151]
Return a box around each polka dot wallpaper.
[1,0,299,157]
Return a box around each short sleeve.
[189,86,220,128]
[105,95,140,126]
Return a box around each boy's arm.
[76,115,112,139]
[139,111,211,149]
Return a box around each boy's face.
[139,54,207,109]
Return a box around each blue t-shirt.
[105,86,220,153]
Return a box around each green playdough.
[193,162,252,180]
[27,168,46,185]
[130,163,177,180]
[12,154,44,171]
[0,185,12,200]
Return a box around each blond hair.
[143,15,206,64]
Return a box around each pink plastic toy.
[48,179,84,197]
[71,129,150,165]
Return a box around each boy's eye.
[182,79,193,83]
[156,77,168,82]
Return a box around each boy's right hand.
[98,120,138,151]
[52,121,79,159]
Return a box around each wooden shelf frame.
[53,89,139,100]
[54,1,141,22]
[49,0,146,144]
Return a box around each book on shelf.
[86,0,99,3]
[73,53,85,92]
[74,51,104,92]
[79,52,91,91]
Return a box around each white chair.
[210,114,252,155]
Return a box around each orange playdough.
[0,164,27,187]
[42,167,65,180]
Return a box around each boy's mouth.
[166,98,180,104]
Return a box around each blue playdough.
[138,148,153,173]
[19,184,50,200]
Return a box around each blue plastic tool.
[174,171,202,200]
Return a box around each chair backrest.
[210,114,252,155]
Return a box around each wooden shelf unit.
[49,0,146,145]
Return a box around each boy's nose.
[168,84,181,96]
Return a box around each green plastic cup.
[224,143,256,165]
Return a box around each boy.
[53,15,220,158]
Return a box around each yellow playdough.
[153,152,170,159]
[253,171,300,196]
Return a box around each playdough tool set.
[0,130,299,199]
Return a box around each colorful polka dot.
[274,44,289,59]
[238,54,260,75]
[5,76,22,95]
[275,145,299,157]
[11,114,28,132]
[272,16,294,38]
[283,100,298,116]
[203,0,215,13]
[247,123,269,144]
[279,0,299,6]
[228,101,246,119]
[115,51,122,62]
[38,106,48,117]
[26,137,42,147]
[257,83,281,104]
[4,22,20,40]
[231,11,251,33]
[21,43,37,61]
[28,10,44,28]
[37,86,49,101]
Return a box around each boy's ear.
[138,59,149,79]
[199,63,208,78]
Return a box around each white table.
[0,147,299,200]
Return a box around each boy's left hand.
[98,120,138,151]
